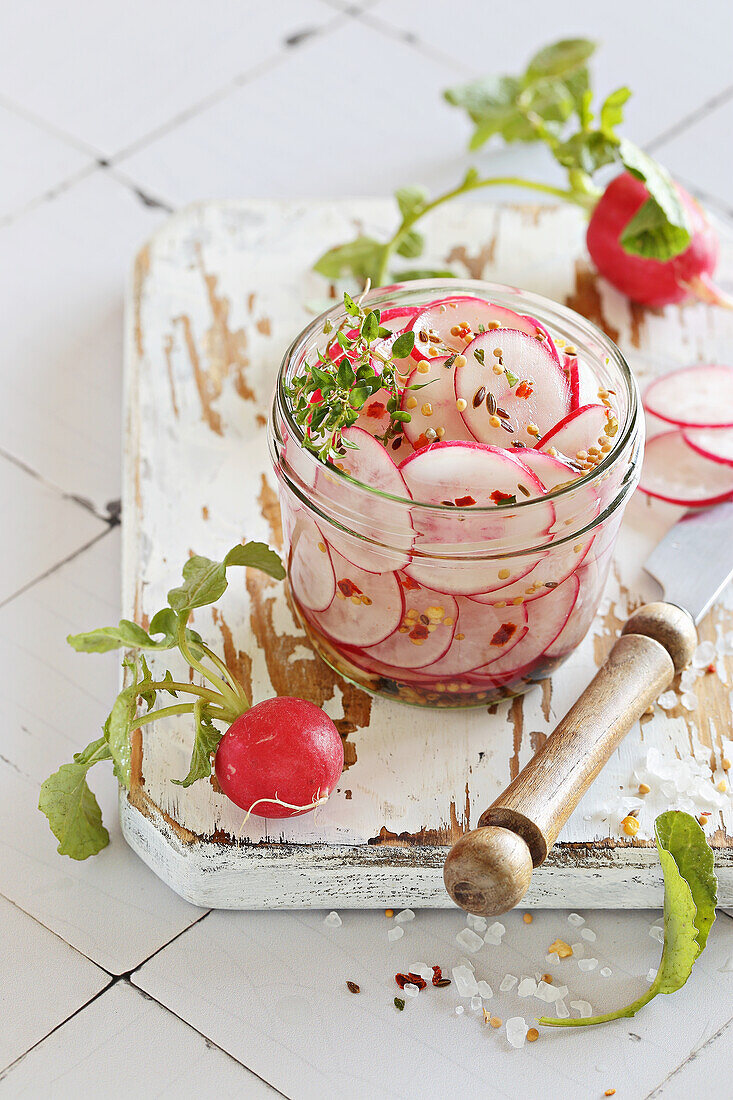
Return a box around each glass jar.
[268,280,643,708]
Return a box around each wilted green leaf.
[39,737,112,860]
[525,38,596,81]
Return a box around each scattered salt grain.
[578,958,598,971]
[571,942,585,958]
[600,967,612,978]
[545,953,560,964]
[555,999,570,1019]
[567,913,585,927]
[499,974,518,992]
[470,995,482,1011]
[580,928,597,942]
[488,921,506,939]
[456,928,484,953]
[517,977,537,998]
[680,667,698,691]
[394,909,415,924]
[452,966,479,998]
[484,932,502,946]
[403,983,419,998]
[506,1017,529,1049]
[324,911,342,927]
[455,1005,464,1015]
[680,692,698,711]
[693,641,716,668]
[535,981,555,1002]
[657,691,677,711]
[477,980,493,1000]
[411,964,432,981]
[467,914,488,934]
[388,926,404,943]
[649,924,664,943]
[553,985,569,1001]
[646,968,658,982]
[570,1000,593,1018]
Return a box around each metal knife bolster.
[643,501,733,624]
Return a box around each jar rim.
[273,278,640,515]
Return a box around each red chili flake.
[706,663,716,674]
[409,623,430,641]
[407,973,427,990]
[365,400,387,419]
[430,965,450,987]
[415,432,431,449]
[337,578,361,598]
[491,622,517,647]
[515,380,534,399]
[455,494,476,506]
[395,973,410,989]
[401,575,421,591]
[490,490,514,505]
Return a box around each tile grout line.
[0,526,115,614]
[646,82,733,153]
[642,1014,733,1098]
[0,443,120,525]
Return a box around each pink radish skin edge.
[683,427,733,468]
[638,430,733,506]
[643,365,733,429]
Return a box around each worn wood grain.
[122,199,733,907]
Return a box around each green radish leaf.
[39,737,112,860]
[393,268,456,282]
[525,38,597,81]
[171,705,223,788]
[391,331,415,359]
[313,235,385,282]
[538,811,717,1028]
[168,556,228,613]
[555,130,618,174]
[395,228,425,259]
[600,86,632,133]
[395,185,428,219]
[618,140,691,259]
[67,618,171,654]
[103,665,138,789]
[224,541,286,580]
[139,654,156,712]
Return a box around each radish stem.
[176,615,242,710]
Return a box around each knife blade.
[643,500,733,624]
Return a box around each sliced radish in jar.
[456,330,571,448]
[362,576,458,669]
[410,297,547,354]
[289,513,335,612]
[518,448,599,531]
[472,572,579,677]
[420,598,527,677]
[643,365,733,428]
[401,355,475,447]
[683,426,733,467]
[399,441,554,593]
[536,403,613,459]
[469,530,593,606]
[306,548,404,647]
[353,387,393,438]
[638,430,733,505]
[317,426,413,572]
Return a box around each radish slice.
[317,426,413,572]
[401,356,475,447]
[469,530,593,607]
[521,315,561,362]
[456,330,571,447]
[362,576,458,669]
[421,598,528,676]
[536,403,613,458]
[472,572,579,676]
[380,306,422,328]
[399,441,554,593]
[353,388,393,438]
[307,549,404,647]
[410,297,545,354]
[683,426,733,467]
[638,430,733,505]
[518,448,599,530]
[644,365,733,428]
[289,514,335,612]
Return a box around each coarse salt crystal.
[570,1000,593,1018]
[403,982,419,998]
[499,974,518,992]
[506,1017,529,1049]
[535,981,555,1002]
[477,980,493,999]
[693,641,716,668]
[680,667,698,690]
[578,958,598,971]
[553,985,569,1000]
[658,691,677,711]
[324,911,342,927]
[567,913,585,927]
[452,966,479,998]
[571,942,585,958]
[394,909,415,923]
[470,995,482,1011]
[467,914,488,934]
[600,967,612,977]
[681,692,698,711]
[456,928,484,953]
[649,924,664,943]
[580,928,597,942]
[455,1005,464,1015]
[488,921,506,938]
[388,926,404,943]
[646,968,658,982]
[411,964,432,981]
[517,977,537,998]
[457,956,475,972]
[484,932,502,946]
[555,999,570,1019]
[545,952,560,964]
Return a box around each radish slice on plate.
[317,426,413,572]
[420,598,527,677]
[289,514,335,612]
[306,548,404,647]
[638,430,733,505]
[456,330,571,447]
[472,572,579,676]
[400,356,475,446]
[399,441,554,593]
[536,403,612,458]
[683,426,733,467]
[409,297,548,354]
[362,576,458,669]
[644,365,733,428]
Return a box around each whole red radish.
[215,697,344,818]
[586,172,728,308]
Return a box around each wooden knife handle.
[443,602,697,916]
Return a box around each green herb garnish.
[39,543,285,859]
[539,811,717,1028]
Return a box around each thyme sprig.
[287,288,417,462]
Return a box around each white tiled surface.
[2,1,732,1095]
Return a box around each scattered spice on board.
[346,981,360,994]
[394,997,405,1011]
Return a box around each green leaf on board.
[38,737,112,860]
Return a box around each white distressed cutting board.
[122,198,733,908]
